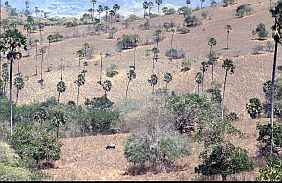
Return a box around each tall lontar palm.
[152,47,160,74]
[104,6,109,21]
[186,0,191,8]
[97,5,104,21]
[34,39,39,75]
[38,23,44,47]
[221,59,235,119]
[155,0,162,15]
[46,34,53,72]
[195,72,203,94]
[57,80,66,103]
[23,22,32,56]
[125,69,136,100]
[269,2,282,156]
[200,0,205,9]
[148,2,154,17]
[39,46,47,86]
[113,4,120,22]
[225,25,232,50]
[14,73,24,104]
[200,61,209,92]
[76,48,85,72]
[102,80,112,96]
[133,34,140,70]
[0,28,27,136]
[91,0,97,26]
[208,37,217,54]
[143,1,149,18]
[74,73,85,105]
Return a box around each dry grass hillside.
[1,0,281,180]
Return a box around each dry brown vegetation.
[2,0,281,180]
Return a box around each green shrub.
[266,41,274,52]
[252,23,268,40]
[0,163,33,181]
[256,157,282,181]
[139,20,150,30]
[246,98,263,119]
[252,45,264,55]
[226,112,239,122]
[166,49,185,59]
[235,4,252,17]
[0,141,21,167]
[184,15,200,27]
[177,26,190,34]
[223,0,235,7]
[181,60,191,72]
[106,64,119,77]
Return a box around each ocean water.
[7,0,223,18]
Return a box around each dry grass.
[2,0,281,180]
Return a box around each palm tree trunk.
[58,92,61,103]
[165,82,168,91]
[152,85,155,92]
[41,54,43,82]
[99,56,103,85]
[202,72,205,92]
[158,5,160,15]
[198,83,200,94]
[125,80,130,100]
[16,89,19,104]
[17,58,20,74]
[201,2,203,9]
[77,85,80,105]
[211,64,214,82]
[152,59,155,74]
[47,41,50,71]
[226,32,229,50]
[35,43,38,75]
[269,38,278,156]
[134,46,136,69]
[144,9,146,18]
[92,4,95,27]
[221,70,228,119]
[9,58,13,136]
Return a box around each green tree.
[200,61,209,92]
[0,28,27,136]
[143,1,149,18]
[221,59,235,119]
[246,98,263,119]
[195,72,203,94]
[208,37,217,54]
[74,73,85,105]
[102,80,112,96]
[125,69,136,100]
[252,23,268,40]
[208,50,219,82]
[155,0,162,15]
[148,74,158,92]
[164,72,172,91]
[13,74,24,104]
[57,81,66,103]
[224,24,232,49]
[267,4,281,155]
[256,157,282,181]
[51,111,66,139]
[195,142,254,181]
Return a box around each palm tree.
[23,22,32,56]
[170,28,176,61]
[200,0,205,9]
[269,4,282,156]
[133,35,140,70]
[14,74,24,104]
[225,25,232,50]
[46,34,53,72]
[113,4,120,22]
[143,1,149,18]
[164,72,172,91]
[221,59,235,119]
[195,72,203,94]
[38,23,44,47]
[104,6,109,21]
[102,80,112,96]
[34,39,39,76]
[97,5,104,21]
[74,73,85,105]
[208,50,219,82]
[39,46,47,86]
[0,28,27,136]
[98,53,103,85]
[200,61,209,92]
[125,69,136,100]
[148,2,154,17]
[83,42,90,59]
[91,0,97,26]
[35,7,40,18]
[57,80,66,103]
[155,0,162,15]
[76,48,85,72]
[148,74,158,92]
[186,0,191,8]
[155,28,162,47]
[51,111,66,140]
[109,10,115,26]
[208,37,217,54]
[152,47,160,74]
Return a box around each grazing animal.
[106,143,116,149]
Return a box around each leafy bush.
[48,32,64,43]
[85,96,114,110]
[177,26,190,34]
[256,157,282,181]
[223,0,235,7]
[257,124,282,157]
[246,98,263,119]
[0,163,33,181]
[106,64,119,77]
[195,142,254,181]
[181,60,191,72]
[10,123,62,169]
[235,4,252,17]
[226,112,239,122]
[139,20,150,30]
[252,23,268,40]
[165,49,185,59]
[266,41,274,52]
[163,21,176,31]
[252,45,264,55]
[116,34,140,50]
[184,15,201,27]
